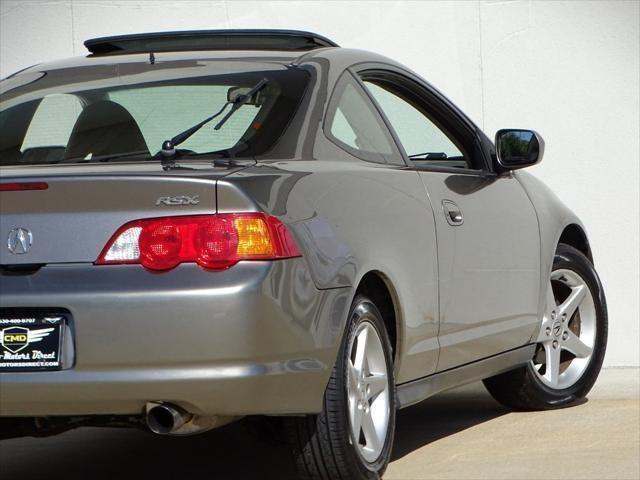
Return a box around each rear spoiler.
[84,29,339,56]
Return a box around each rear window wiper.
[59,150,151,164]
[160,78,269,159]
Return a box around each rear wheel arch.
[354,271,400,366]
[559,223,592,263]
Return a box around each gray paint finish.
[223,160,441,383]
[0,44,595,420]
[0,260,351,415]
[513,170,589,343]
[418,171,540,371]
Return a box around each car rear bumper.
[0,260,350,417]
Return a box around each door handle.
[442,200,463,226]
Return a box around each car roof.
[16,49,304,73]
[7,30,403,79]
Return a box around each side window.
[363,79,470,169]
[325,73,402,165]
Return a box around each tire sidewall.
[339,295,396,478]
[526,244,608,404]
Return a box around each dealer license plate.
[0,314,65,371]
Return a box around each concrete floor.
[0,368,638,480]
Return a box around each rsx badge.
[155,195,200,206]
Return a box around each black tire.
[483,243,608,410]
[285,295,396,479]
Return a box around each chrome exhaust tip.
[145,402,190,435]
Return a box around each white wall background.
[1,0,638,366]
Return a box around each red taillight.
[96,214,301,271]
[0,182,48,192]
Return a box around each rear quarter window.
[325,72,403,165]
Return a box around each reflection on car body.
[0,29,607,480]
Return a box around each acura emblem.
[7,227,33,254]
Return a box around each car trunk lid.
[0,161,251,266]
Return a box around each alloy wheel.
[532,268,596,389]
[346,320,391,463]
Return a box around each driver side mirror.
[495,129,544,170]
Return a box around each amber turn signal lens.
[234,217,274,257]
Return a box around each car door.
[357,67,541,371]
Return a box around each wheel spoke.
[544,342,561,386]
[361,409,381,454]
[353,327,368,374]
[546,280,557,311]
[348,361,359,393]
[557,284,587,320]
[563,330,592,358]
[349,398,363,443]
[537,281,557,342]
[365,373,387,402]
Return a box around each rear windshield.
[0,63,309,166]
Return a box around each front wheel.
[484,243,608,410]
[286,295,396,479]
